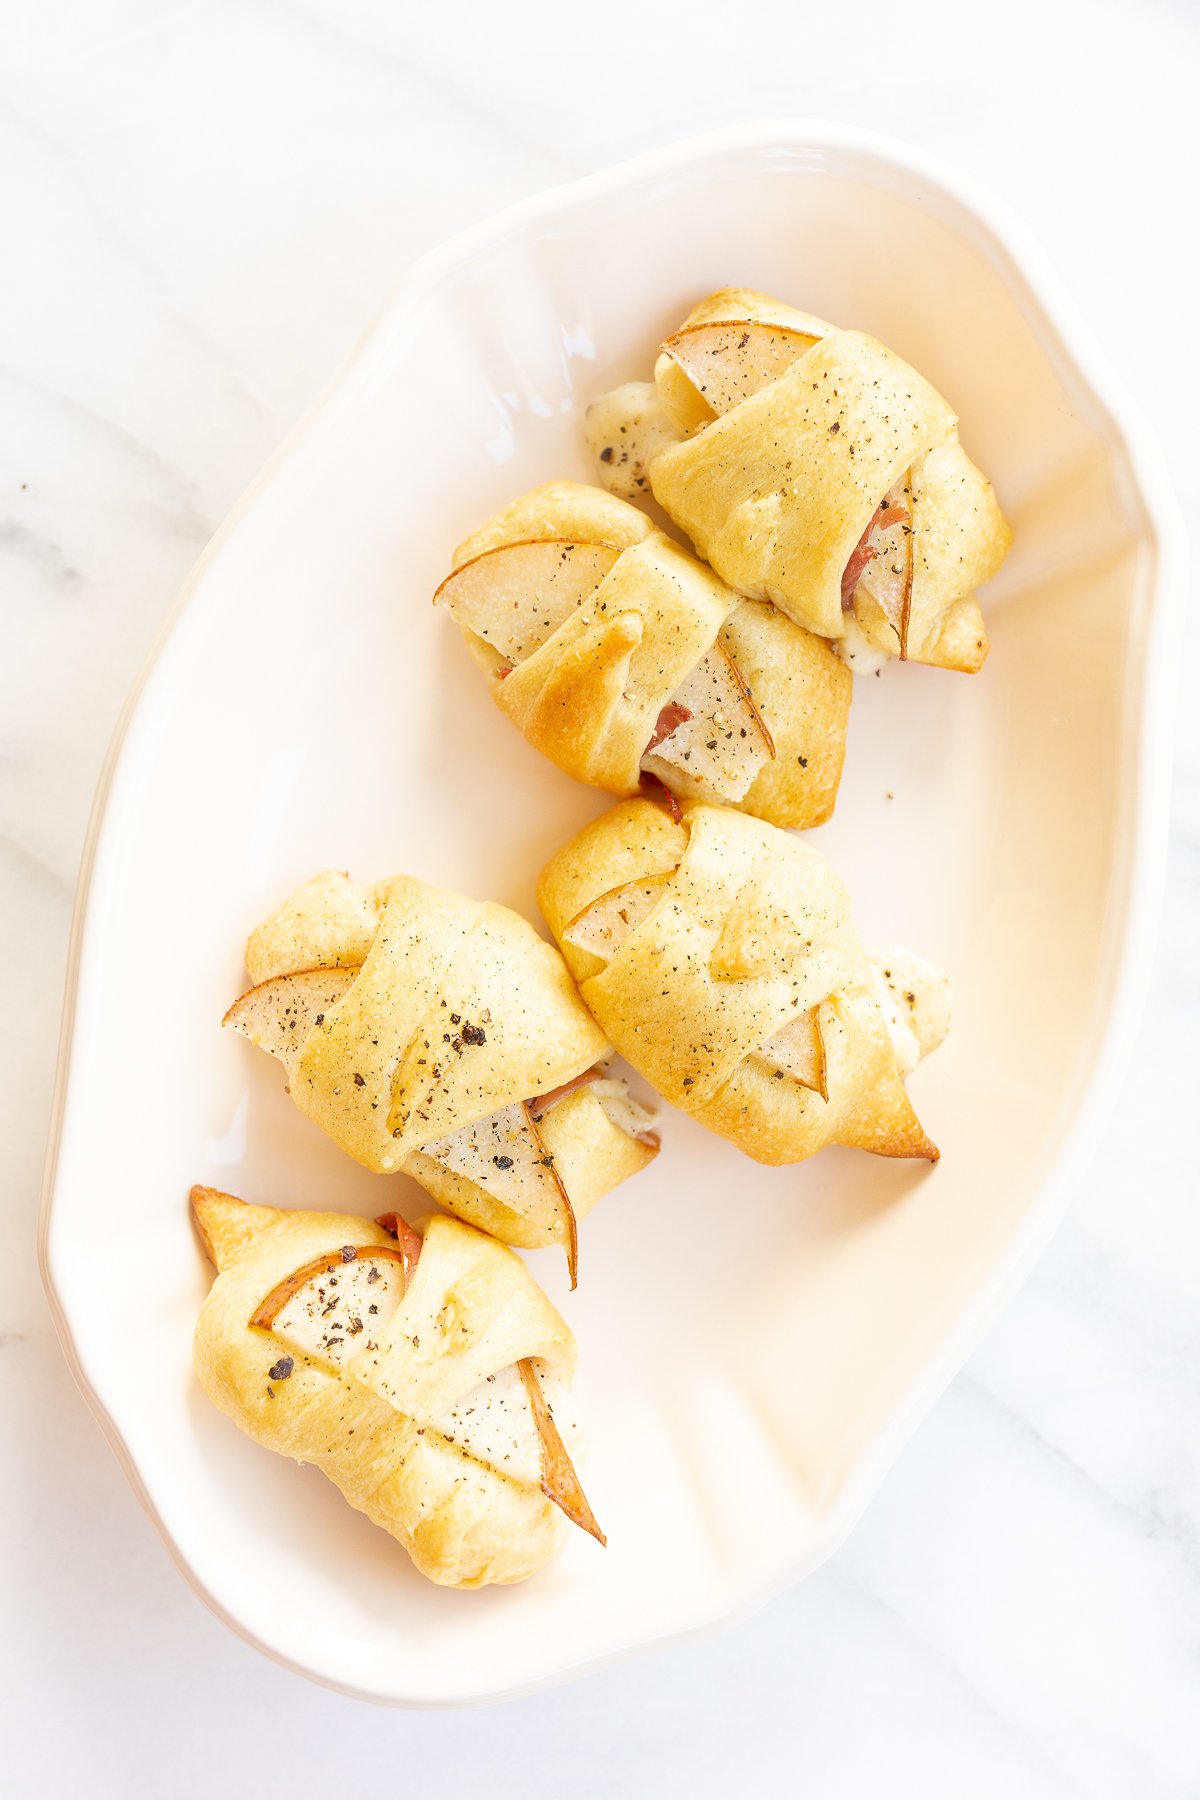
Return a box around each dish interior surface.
[43,132,1164,1703]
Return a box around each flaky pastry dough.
[224,871,657,1280]
[586,289,1011,673]
[191,1188,601,1587]
[538,799,941,1165]
[436,481,851,829]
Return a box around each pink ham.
[638,770,683,822]
[644,701,693,755]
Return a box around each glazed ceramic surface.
[40,123,1181,1704]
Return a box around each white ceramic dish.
[40,122,1182,1706]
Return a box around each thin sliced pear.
[850,480,914,655]
[757,1006,828,1100]
[223,968,357,1078]
[434,539,622,665]
[429,1360,550,1486]
[518,1358,605,1545]
[659,319,820,416]
[420,1100,579,1287]
[641,641,775,801]
[561,873,674,960]
[250,1244,410,1367]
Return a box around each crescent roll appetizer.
[585,289,1011,675]
[538,798,948,1165]
[435,481,851,829]
[191,1187,603,1588]
[224,870,658,1284]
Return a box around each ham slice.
[645,701,693,753]
[638,771,683,822]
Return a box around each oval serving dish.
[40,121,1182,1705]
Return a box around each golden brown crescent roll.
[538,798,947,1165]
[224,871,658,1284]
[585,288,1011,674]
[435,481,851,829]
[191,1187,603,1588]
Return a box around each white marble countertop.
[4,1,1198,1792]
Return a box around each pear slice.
[429,1360,547,1485]
[518,1358,605,1545]
[641,641,775,801]
[429,1359,602,1544]
[561,873,674,961]
[223,968,358,1077]
[250,1243,411,1368]
[757,1006,828,1100]
[434,539,622,665]
[848,480,915,655]
[659,319,820,416]
[420,1100,579,1288]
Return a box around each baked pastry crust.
[438,481,851,829]
[588,289,1010,673]
[191,1188,595,1588]
[538,799,938,1165]
[226,871,657,1274]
